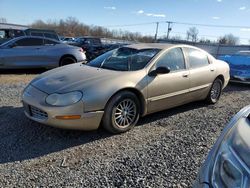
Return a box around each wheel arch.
[104,87,147,117]
[216,74,225,86]
[59,54,77,66]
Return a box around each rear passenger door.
[183,47,216,100]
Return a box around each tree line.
[0,17,245,45]
[30,17,154,43]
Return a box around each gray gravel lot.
[0,74,249,187]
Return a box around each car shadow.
[223,82,250,93]
[0,101,207,164]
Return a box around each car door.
[35,38,60,68]
[2,37,43,68]
[183,47,216,100]
[147,47,191,113]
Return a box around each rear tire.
[102,91,140,134]
[206,78,223,104]
[60,56,76,66]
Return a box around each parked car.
[61,37,76,44]
[218,51,250,84]
[0,28,60,45]
[0,36,86,69]
[72,36,106,60]
[0,29,25,45]
[22,44,229,133]
[193,105,250,188]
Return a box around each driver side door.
[147,47,191,113]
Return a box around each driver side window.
[156,48,186,72]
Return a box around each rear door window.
[44,39,59,45]
[30,32,44,37]
[185,48,209,69]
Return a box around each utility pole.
[166,21,173,39]
[154,22,159,42]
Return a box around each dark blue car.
[219,51,250,84]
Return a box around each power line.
[172,21,250,29]
[105,21,250,29]
[105,22,156,27]
[169,31,250,40]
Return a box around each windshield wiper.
[101,65,122,71]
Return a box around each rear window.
[44,33,59,40]
[0,30,5,39]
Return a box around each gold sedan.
[22,44,230,133]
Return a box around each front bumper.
[22,85,103,130]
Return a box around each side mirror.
[148,66,170,76]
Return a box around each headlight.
[211,118,250,188]
[46,91,83,106]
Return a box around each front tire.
[102,91,140,134]
[206,78,223,104]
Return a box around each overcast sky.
[1,0,250,44]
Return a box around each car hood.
[30,63,121,94]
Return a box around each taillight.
[79,48,85,53]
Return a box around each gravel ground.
[0,73,249,187]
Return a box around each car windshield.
[0,38,16,47]
[87,47,160,71]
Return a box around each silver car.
[194,105,250,188]
[0,36,86,69]
[22,44,230,133]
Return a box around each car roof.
[125,43,195,50]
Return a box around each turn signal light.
[55,115,81,120]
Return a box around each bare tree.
[199,38,212,44]
[0,17,7,23]
[186,27,199,42]
[218,34,239,45]
[171,35,182,40]
[30,17,154,42]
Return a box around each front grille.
[29,105,48,120]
